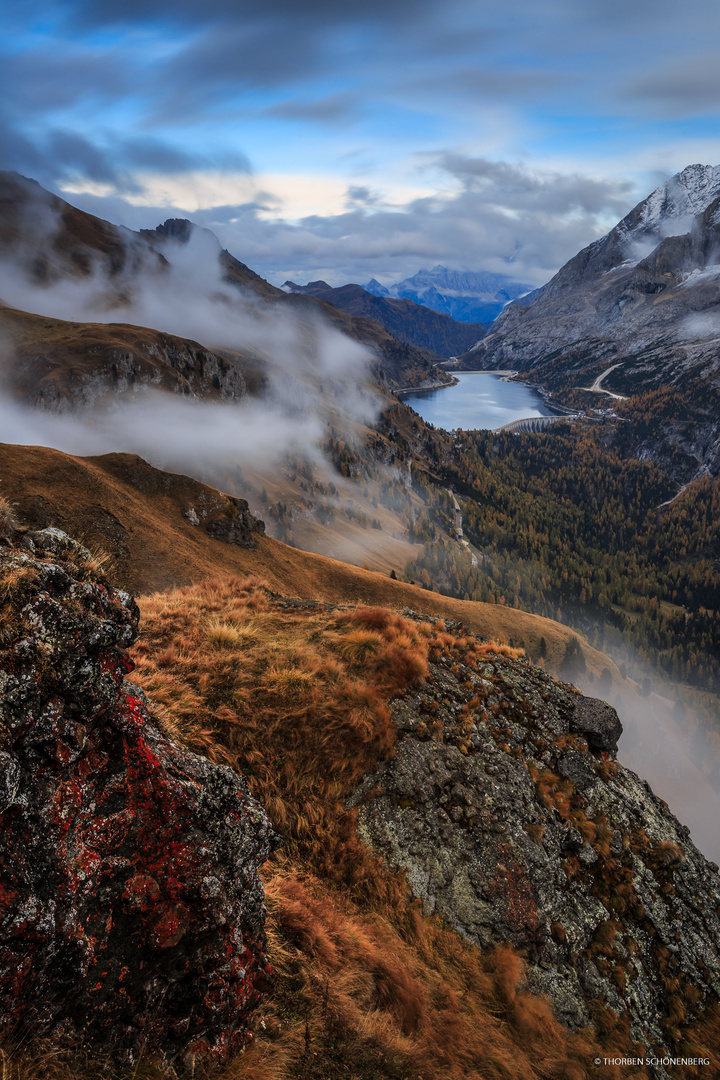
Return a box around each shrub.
[0,496,20,536]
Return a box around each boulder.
[0,530,277,1067]
[569,696,623,753]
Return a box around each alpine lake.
[399,371,558,431]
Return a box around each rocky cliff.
[349,614,720,1071]
[0,304,248,411]
[0,528,277,1067]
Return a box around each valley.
[2,165,720,1079]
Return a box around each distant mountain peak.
[649,163,720,219]
[364,265,533,324]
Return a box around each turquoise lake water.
[399,372,557,431]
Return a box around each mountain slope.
[283,278,486,357]
[0,303,249,409]
[6,436,720,858]
[466,164,720,477]
[0,441,597,666]
[3,543,679,1080]
[366,265,533,323]
[0,172,448,392]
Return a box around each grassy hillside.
[0,442,621,674]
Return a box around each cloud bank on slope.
[0,204,380,478]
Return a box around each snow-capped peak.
[635,163,720,232]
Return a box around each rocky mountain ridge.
[351,616,720,1074]
[0,172,448,394]
[0,303,250,411]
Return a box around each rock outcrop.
[0,529,277,1067]
[205,497,265,548]
[349,616,720,1066]
[2,306,248,412]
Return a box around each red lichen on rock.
[486,844,541,936]
[0,529,278,1067]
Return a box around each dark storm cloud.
[404,66,565,100]
[118,137,211,173]
[65,0,435,27]
[1,47,130,113]
[0,117,246,191]
[0,113,48,180]
[158,23,325,94]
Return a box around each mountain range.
[282,277,486,358]
[0,172,449,399]
[365,265,533,323]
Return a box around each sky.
[4,0,720,288]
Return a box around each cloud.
[0,204,382,486]
[47,131,120,185]
[624,53,720,116]
[56,175,625,290]
[403,65,566,101]
[65,0,435,29]
[6,0,720,291]
[345,186,380,208]
[64,156,633,288]
[265,93,359,124]
[438,154,634,215]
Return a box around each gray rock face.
[349,622,720,1063]
[23,337,247,413]
[206,498,265,548]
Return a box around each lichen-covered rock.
[0,530,277,1066]
[349,614,720,1069]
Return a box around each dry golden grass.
[0,868,635,1080]
[127,578,649,1077]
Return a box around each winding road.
[584,363,627,400]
